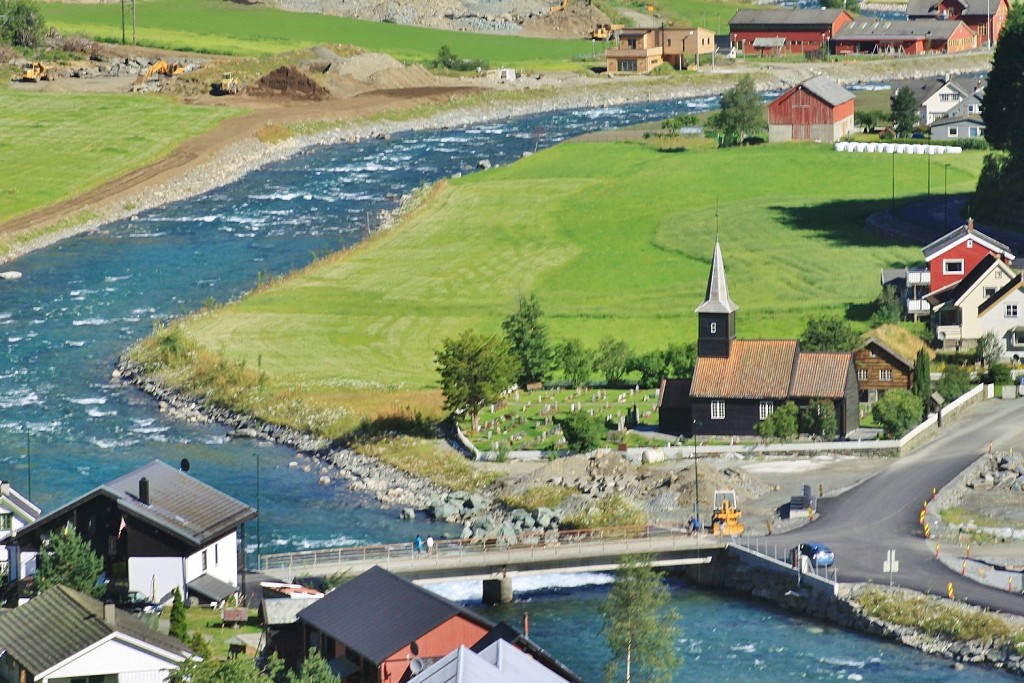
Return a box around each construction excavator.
[550,0,569,12]
[13,62,55,83]
[710,490,745,536]
[132,59,185,90]
[589,23,624,40]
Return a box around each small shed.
[768,75,855,142]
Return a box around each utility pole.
[121,0,125,44]
[132,0,136,45]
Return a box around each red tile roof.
[690,340,798,399]
[791,352,853,398]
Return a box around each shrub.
[756,401,799,440]
[0,0,46,49]
[559,411,606,454]
[936,363,974,400]
[871,389,922,437]
[985,362,1013,385]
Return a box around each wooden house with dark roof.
[292,566,580,683]
[0,584,191,683]
[659,241,858,437]
[768,75,855,142]
[6,460,256,606]
[854,337,916,402]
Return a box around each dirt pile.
[247,65,332,100]
[521,2,611,39]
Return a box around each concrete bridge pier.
[482,576,513,605]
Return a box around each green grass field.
[606,0,747,36]
[0,89,236,236]
[157,139,982,436]
[42,0,592,67]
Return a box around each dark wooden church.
[658,241,859,438]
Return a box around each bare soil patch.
[248,65,332,99]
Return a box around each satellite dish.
[180,458,191,472]
[409,658,425,675]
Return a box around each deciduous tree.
[871,388,923,437]
[936,363,973,400]
[600,555,679,683]
[595,336,633,385]
[435,330,517,432]
[800,314,859,352]
[708,75,765,147]
[755,401,799,440]
[870,285,903,326]
[664,342,697,378]
[800,399,838,439]
[35,524,104,598]
[559,411,606,454]
[558,338,592,389]
[975,331,1003,367]
[502,293,554,386]
[0,0,46,49]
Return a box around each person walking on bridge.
[414,534,423,556]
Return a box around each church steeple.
[695,240,737,357]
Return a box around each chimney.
[103,601,116,625]
[139,477,150,506]
[967,217,974,231]
[523,611,530,637]
[0,482,9,497]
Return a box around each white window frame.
[943,259,964,275]
[879,369,893,381]
[966,238,974,248]
[857,368,868,381]
[711,400,726,420]
[759,401,774,420]
[1006,304,1018,318]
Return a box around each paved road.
[775,398,1024,616]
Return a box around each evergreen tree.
[708,75,765,146]
[870,285,903,325]
[558,338,592,388]
[287,648,337,683]
[600,555,679,683]
[891,87,919,135]
[35,524,104,598]
[435,330,517,432]
[913,349,931,413]
[502,293,554,386]
[169,587,187,642]
[983,2,1024,169]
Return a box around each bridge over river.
[258,526,730,603]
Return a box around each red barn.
[768,75,855,142]
[924,219,1014,294]
[729,8,853,55]
[833,17,977,55]
[907,0,1010,47]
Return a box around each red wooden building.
[923,219,1014,295]
[729,8,853,55]
[768,75,855,143]
[907,0,1010,47]
[832,17,976,55]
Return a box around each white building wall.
[978,288,1024,359]
[43,636,184,683]
[129,557,184,604]
[957,262,1016,340]
[183,533,238,588]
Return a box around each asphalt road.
[775,398,1024,616]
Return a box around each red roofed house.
[768,75,855,143]
[907,0,1010,47]
[659,241,859,437]
[729,9,854,55]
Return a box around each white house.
[930,115,985,141]
[976,271,1024,361]
[892,75,972,125]
[0,585,193,683]
[0,482,39,581]
[928,253,1018,350]
[6,460,256,605]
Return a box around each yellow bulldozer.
[13,62,55,83]
[213,72,241,95]
[710,490,745,536]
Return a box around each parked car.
[107,588,161,614]
[798,542,835,568]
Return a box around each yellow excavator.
[132,59,185,90]
[710,490,745,536]
[550,0,569,12]
[14,62,55,83]
[589,23,624,40]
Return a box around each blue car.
[799,542,835,568]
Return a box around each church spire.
[695,239,738,315]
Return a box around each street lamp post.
[692,419,700,527]
[891,150,896,217]
[927,148,931,196]
[944,163,951,228]
[253,452,261,569]
[24,425,31,500]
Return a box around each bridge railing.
[257,523,695,577]
[731,535,839,583]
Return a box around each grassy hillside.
[147,140,983,436]
[42,0,590,67]
[0,89,235,237]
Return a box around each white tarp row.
[834,141,963,154]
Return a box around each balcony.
[906,299,931,314]
[906,268,930,286]
[605,46,661,59]
[935,325,963,343]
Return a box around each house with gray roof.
[413,641,573,683]
[0,584,191,683]
[0,482,39,584]
[728,9,854,55]
[833,18,976,56]
[890,74,975,125]
[6,460,256,606]
[931,115,986,141]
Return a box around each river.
[0,93,1013,680]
